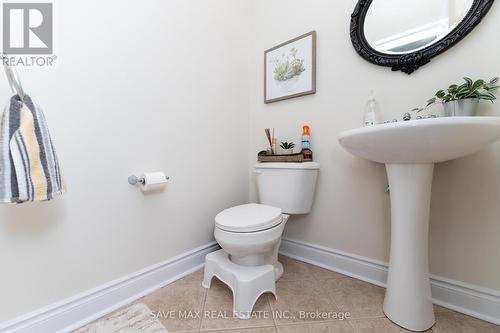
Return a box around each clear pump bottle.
[364,90,381,126]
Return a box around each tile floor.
[81,255,500,333]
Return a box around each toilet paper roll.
[140,172,168,192]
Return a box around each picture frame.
[264,31,316,104]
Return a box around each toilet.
[202,162,319,318]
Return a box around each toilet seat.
[215,203,282,233]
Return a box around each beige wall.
[0,0,250,321]
[1,0,499,323]
[248,0,500,290]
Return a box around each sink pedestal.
[384,163,435,331]
[338,117,500,331]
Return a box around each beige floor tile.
[322,278,385,319]
[307,264,348,281]
[207,328,277,333]
[279,255,315,281]
[431,311,500,333]
[200,277,275,331]
[349,317,431,332]
[77,263,499,333]
[433,304,452,313]
[267,279,340,325]
[276,321,355,332]
[177,268,204,284]
[138,277,206,332]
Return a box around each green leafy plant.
[280,141,295,150]
[413,77,499,112]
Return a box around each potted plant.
[280,141,295,155]
[413,77,499,116]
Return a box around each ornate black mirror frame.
[350,0,495,74]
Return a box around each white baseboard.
[0,242,219,333]
[279,237,500,325]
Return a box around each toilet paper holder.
[128,175,145,185]
[128,174,170,186]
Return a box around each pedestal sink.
[338,117,500,331]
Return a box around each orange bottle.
[301,125,311,149]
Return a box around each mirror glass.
[364,0,474,54]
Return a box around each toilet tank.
[254,162,319,214]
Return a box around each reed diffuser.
[264,128,276,154]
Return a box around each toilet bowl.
[203,162,320,318]
[214,203,290,280]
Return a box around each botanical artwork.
[265,31,316,103]
[272,47,306,81]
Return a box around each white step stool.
[202,250,277,319]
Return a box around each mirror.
[364,0,474,54]
[350,0,494,74]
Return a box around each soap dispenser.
[364,90,381,126]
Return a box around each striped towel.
[0,94,64,203]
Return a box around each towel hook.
[3,60,25,101]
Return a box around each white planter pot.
[443,98,479,117]
[281,149,293,155]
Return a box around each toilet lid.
[215,203,282,233]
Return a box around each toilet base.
[202,249,278,319]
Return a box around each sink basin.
[339,117,500,164]
[338,117,500,331]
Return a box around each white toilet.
[202,162,319,318]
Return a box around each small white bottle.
[364,90,381,126]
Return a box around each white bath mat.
[74,303,168,333]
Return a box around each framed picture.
[264,31,316,104]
